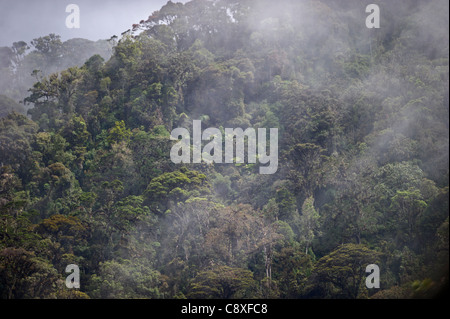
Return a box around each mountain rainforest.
[0,0,448,299]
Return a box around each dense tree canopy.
[0,0,448,299]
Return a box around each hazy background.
[0,0,187,46]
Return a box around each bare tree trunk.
[264,244,272,290]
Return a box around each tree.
[107,120,131,145]
[309,244,381,299]
[283,143,328,197]
[272,245,314,298]
[0,248,37,299]
[188,265,255,299]
[143,168,208,214]
[323,155,381,246]
[274,186,298,223]
[161,198,214,266]
[299,196,320,255]
[390,188,427,246]
[0,113,38,181]
[30,34,63,69]
[36,214,88,266]
[88,258,163,299]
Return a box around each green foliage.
[88,259,163,299]
[309,244,381,298]
[299,196,321,255]
[187,265,255,299]
[144,168,208,214]
[272,245,314,298]
[107,120,132,145]
[0,0,448,299]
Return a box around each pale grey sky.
[0,0,187,46]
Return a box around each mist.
[0,0,448,301]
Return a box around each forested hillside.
[0,0,448,299]
[0,35,112,105]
